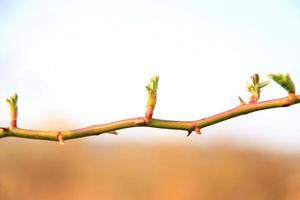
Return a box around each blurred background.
[1,0,300,199]
[1,140,300,200]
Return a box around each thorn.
[186,130,193,137]
[187,126,202,137]
[108,131,118,135]
[238,96,246,105]
[57,132,64,145]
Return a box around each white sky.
[0,0,300,151]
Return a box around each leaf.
[268,73,296,93]
[247,82,255,93]
[6,93,18,106]
[258,80,270,89]
[246,74,270,103]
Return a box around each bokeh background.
[1,0,300,199]
[1,140,300,200]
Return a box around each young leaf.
[258,80,270,89]
[247,74,270,103]
[6,93,18,106]
[268,73,296,94]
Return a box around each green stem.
[0,95,299,142]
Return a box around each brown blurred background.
[1,137,300,200]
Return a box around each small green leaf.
[247,83,255,93]
[6,93,18,106]
[246,74,269,103]
[268,73,296,94]
[258,80,270,89]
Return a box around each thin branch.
[0,74,299,143]
[0,95,299,142]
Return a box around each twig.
[0,73,299,143]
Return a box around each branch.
[0,73,299,144]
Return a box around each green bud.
[145,76,159,121]
[6,93,18,127]
[247,74,270,103]
[146,76,159,96]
